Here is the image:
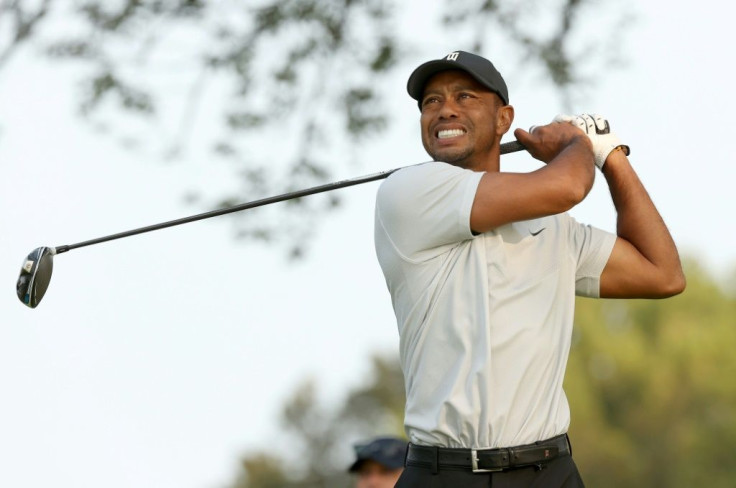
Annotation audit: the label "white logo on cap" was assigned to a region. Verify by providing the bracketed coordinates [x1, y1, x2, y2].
[446, 52, 460, 61]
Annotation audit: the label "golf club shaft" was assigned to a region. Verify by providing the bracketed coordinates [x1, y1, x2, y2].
[54, 140, 526, 254]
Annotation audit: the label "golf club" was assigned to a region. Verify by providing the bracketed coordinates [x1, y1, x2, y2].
[16, 140, 525, 308]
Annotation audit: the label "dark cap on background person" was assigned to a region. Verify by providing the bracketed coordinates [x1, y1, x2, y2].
[348, 436, 408, 472]
[406, 50, 509, 107]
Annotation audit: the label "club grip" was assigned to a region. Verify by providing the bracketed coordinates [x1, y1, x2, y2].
[500, 140, 526, 154]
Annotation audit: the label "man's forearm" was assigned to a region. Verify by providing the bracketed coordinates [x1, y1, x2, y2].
[602, 148, 686, 294]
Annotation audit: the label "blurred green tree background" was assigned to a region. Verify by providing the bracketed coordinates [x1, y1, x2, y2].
[231, 259, 736, 488]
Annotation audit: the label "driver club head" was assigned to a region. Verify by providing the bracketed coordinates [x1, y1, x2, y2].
[17, 247, 55, 308]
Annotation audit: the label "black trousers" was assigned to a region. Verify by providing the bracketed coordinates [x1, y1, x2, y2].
[394, 454, 585, 488]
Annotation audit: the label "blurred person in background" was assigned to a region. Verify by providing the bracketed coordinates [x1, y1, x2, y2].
[348, 437, 407, 488]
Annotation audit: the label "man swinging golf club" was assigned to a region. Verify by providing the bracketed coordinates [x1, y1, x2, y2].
[374, 50, 685, 487]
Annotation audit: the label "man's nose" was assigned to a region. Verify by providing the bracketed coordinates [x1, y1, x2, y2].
[438, 99, 459, 119]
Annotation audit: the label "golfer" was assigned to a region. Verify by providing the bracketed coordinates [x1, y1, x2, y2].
[374, 51, 685, 487]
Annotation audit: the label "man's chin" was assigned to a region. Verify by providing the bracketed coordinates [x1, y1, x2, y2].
[429, 148, 472, 167]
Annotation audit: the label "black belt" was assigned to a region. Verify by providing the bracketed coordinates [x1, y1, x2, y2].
[405, 434, 571, 473]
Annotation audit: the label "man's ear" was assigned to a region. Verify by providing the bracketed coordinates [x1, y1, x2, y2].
[497, 104, 514, 135]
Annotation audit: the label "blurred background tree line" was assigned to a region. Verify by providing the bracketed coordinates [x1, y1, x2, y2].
[231, 260, 736, 488]
[0, 0, 628, 257]
[4, 1, 733, 487]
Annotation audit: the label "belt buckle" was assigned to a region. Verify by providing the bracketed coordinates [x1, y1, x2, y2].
[471, 448, 503, 473]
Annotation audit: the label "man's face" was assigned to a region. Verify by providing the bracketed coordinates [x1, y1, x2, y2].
[355, 460, 403, 488]
[420, 70, 507, 170]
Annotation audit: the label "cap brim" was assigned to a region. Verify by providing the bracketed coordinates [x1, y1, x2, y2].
[407, 60, 507, 104]
[348, 456, 405, 473]
[348, 459, 365, 473]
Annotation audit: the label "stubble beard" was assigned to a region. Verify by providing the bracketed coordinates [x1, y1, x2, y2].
[428, 145, 475, 169]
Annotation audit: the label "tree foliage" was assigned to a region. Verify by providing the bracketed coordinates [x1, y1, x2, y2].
[0, 0, 628, 258]
[0, 0, 51, 70]
[567, 259, 736, 487]
[231, 355, 406, 488]
[231, 258, 736, 487]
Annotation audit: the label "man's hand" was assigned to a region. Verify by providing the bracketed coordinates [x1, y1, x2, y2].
[514, 119, 593, 164]
[553, 113, 630, 170]
[470, 119, 596, 233]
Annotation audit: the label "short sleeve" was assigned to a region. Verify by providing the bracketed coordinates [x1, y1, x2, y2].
[568, 216, 617, 298]
[375, 162, 484, 260]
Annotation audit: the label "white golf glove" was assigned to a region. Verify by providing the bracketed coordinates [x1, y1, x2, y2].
[554, 113, 630, 170]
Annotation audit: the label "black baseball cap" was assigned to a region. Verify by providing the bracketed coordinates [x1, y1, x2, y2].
[348, 436, 408, 472]
[407, 50, 509, 106]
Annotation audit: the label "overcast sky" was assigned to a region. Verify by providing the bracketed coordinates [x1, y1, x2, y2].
[1, 1, 734, 488]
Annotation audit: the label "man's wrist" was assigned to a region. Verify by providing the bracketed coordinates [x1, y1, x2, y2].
[569, 134, 595, 166]
[601, 146, 629, 173]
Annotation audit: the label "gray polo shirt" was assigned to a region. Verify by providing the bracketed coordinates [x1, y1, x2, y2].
[374, 161, 616, 449]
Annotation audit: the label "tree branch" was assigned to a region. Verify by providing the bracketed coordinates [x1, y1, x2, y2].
[0, 0, 51, 70]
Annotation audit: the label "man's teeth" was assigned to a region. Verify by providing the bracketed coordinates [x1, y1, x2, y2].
[438, 129, 465, 139]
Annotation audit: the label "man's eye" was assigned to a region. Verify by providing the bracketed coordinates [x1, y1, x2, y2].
[458, 92, 473, 100]
[422, 97, 439, 106]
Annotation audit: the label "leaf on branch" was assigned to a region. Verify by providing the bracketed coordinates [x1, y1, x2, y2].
[80, 70, 154, 114]
[209, 43, 255, 95]
[365, 0, 393, 19]
[344, 87, 386, 136]
[0, 0, 51, 69]
[370, 38, 396, 72]
[46, 40, 97, 59]
[227, 112, 267, 129]
[539, 40, 573, 87]
[79, 0, 141, 32]
[274, 63, 297, 84]
[236, 226, 273, 243]
[290, 157, 330, 181]
[327, 194, 341, 208]
[213, 141, 238, 157]
[169, 0, 206, 17]
[253, 3, 287, 35]
[270, 37, 320, 86]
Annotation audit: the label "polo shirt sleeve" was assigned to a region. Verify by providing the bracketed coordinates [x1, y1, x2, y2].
[375, 162, 483, 259]
[567, 215, 617, 298]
